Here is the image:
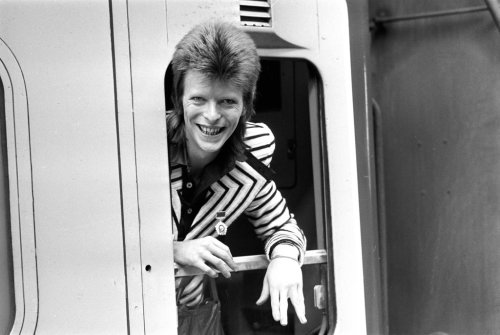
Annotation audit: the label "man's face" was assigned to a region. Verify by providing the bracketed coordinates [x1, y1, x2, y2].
[182, 70, 244, 161]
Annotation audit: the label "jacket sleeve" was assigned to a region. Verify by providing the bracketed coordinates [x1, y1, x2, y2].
[243, 122, 307, 265]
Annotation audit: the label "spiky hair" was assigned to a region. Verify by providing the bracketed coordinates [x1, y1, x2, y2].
[168, 20, 261, 157]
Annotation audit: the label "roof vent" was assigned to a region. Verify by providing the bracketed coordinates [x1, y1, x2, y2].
[240, 0, 271, 27]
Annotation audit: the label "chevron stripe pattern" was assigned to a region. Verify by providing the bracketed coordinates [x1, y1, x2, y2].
[170, 122, 306, 263]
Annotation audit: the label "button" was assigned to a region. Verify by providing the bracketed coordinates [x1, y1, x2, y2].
[187, 208, 193, 214]
[186, 182, 193, 189]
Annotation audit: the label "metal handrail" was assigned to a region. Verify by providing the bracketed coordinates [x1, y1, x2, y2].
[174, 249, 327, 277]
[372, 5, 488, 25]
[371, 2, 500, 35]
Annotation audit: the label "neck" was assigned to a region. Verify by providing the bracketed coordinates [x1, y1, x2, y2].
[187, 148, 218, 177]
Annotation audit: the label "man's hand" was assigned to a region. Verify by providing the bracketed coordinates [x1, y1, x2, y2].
[256, 257, 307, 326]
[174, 236, 236, 278]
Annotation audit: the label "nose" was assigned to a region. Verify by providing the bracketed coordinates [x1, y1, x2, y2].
[203, 101, 221, 122]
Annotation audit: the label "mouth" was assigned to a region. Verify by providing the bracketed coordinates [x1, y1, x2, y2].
[197, 125, 224, 136]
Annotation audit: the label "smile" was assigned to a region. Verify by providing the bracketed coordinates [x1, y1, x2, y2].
[198, 125, 224, 136]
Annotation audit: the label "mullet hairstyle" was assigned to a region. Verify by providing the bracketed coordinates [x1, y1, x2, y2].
[168, 20, 261, 157]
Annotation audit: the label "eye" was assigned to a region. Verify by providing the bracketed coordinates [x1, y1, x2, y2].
[221, 99, 237, 106]
[190, 96, 205, 104]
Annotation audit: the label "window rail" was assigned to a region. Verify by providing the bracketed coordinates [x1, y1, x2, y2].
[174, 249, 327, 277]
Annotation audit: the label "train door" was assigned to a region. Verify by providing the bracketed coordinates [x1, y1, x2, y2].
[151, 0, 367, 333]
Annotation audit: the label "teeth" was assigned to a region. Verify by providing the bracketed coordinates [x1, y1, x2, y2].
[199, 125, 222, 136]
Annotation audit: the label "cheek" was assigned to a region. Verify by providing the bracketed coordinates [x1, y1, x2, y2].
[231, 106, 244, 123]
[182, 105, 198, 122]
[229, 114, 242, 129]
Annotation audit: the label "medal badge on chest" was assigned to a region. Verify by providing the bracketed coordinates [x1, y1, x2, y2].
[215, 211, 227, 236]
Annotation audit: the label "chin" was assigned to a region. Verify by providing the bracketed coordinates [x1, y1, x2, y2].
[199, 143, 224, 154]
[197, 134, 229, 151]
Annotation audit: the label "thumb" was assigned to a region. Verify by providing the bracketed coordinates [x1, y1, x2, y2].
[256, 279, 270, 305]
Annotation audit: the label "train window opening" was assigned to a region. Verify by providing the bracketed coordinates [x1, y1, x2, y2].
[165, 58, 332, 334]
[0, 77, 14, 334]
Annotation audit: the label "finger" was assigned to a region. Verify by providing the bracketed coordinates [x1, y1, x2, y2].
[205, 254, 233, 278]
[195, 261, 218, 278]
[279, 289, 289, 326]
[270, 287, 280, 322]
[289, 286, 307, 324]
[206, 236, 234, 257]
[256, 277, 270, 305]
[208, 243, 237, 270]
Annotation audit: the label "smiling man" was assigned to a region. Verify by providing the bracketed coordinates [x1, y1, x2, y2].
[166, 21, 307, 334]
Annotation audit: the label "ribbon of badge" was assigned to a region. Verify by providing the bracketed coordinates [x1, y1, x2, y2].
[215, 211, 227, 236]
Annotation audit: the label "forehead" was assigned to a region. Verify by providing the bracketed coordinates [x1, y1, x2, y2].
[183, 70, 243, 96]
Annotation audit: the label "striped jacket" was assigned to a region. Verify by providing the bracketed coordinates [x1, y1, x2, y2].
[170, 122, 306, 263]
